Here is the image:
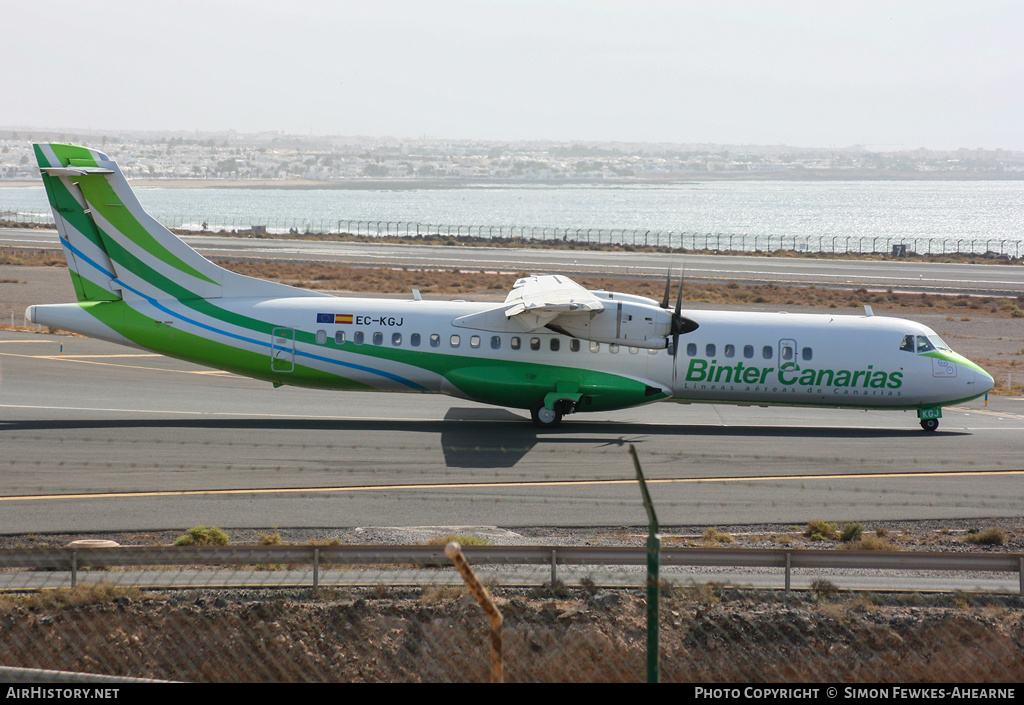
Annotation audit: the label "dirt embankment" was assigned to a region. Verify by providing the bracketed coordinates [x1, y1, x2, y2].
[1, 583, 1022, 683]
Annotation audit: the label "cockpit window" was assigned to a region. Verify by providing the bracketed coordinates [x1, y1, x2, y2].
[902, 333, 953, 354]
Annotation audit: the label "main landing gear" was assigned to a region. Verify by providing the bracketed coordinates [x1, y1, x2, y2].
[531, 404, 561, 428]
[920, 417, 939, 432]
[531, 399, 578, 428]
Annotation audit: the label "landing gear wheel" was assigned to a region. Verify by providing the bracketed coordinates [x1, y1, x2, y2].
[920, 417, 939, 432]
[531, 403, 563, 428]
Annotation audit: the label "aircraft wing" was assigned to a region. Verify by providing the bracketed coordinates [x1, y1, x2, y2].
[453, 274, 673, 348]
[503, 275, 604, 328]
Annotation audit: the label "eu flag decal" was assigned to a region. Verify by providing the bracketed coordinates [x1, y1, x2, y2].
[317, 313, 354, 324]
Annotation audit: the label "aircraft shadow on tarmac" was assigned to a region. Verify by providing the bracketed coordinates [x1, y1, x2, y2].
[1, 407, 968, 470]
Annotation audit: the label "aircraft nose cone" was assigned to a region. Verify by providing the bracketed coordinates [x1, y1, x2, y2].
[977, 368, 995, 394]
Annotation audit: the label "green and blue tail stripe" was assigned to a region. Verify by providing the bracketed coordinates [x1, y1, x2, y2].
[32, 143, 432, 392]
[34, 143, 316, 303]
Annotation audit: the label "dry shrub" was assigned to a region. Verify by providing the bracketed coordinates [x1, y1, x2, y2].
[965, 528, 1006, 546]
[701, 527, 733, 544]
[804, 520, 838, 541]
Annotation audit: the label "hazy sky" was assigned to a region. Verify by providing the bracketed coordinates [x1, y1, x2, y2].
[3, 1, 1021, 149]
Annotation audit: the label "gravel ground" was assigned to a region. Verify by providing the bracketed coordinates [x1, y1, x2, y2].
[0, 517, 1020, 550]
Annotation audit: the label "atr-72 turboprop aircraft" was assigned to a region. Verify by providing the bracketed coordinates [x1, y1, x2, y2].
[27, 143, 994, 431]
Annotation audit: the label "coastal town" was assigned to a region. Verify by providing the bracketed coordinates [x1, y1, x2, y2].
[1, 129, 1021, 183]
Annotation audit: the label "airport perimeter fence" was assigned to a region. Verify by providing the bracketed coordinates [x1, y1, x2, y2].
[5, 209, 1022, 258]
[1, 544, 1023, 683]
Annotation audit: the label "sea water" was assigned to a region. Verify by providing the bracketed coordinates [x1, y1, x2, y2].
[2, 180, 1021, 254]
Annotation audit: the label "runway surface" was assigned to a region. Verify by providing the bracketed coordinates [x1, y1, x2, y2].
[4, 227, 1023, 295]
[2, 330, 1022, 534]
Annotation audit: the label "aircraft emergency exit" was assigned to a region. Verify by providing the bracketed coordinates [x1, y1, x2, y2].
[26, 144, 994, 431]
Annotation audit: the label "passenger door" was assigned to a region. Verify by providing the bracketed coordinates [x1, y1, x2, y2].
[271, 327, 295, 373]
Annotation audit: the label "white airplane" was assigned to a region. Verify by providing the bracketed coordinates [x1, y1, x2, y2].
[27, 143, 993, 431]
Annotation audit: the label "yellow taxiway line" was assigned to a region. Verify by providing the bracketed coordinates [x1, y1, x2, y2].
[0, 350, 236, 376]
[3, 468, 1023, 503]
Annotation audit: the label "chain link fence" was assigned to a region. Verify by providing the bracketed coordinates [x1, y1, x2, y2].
[5, 210, 1021, 258]
[1, 542, 1023, 683]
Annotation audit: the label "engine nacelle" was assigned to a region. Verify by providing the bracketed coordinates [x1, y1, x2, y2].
[550, 299, 672, 349]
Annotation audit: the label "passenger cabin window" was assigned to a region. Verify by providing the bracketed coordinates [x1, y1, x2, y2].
[429, 334, 440, 348]
[609, 344, 620, 354]
[762, 345, 772, 359]
[316, 330, 327, 345]
[490, 336, 501, 350]
[410, 333, 421, 347]
[705, 344, 716, 357]
[743, 345, 754, 359]
[373, 332, 383, 345]
[354, 331, 364, 345]
[590, 342, 600, 353]
[686, 343, 697, 357]
[802, 347, 813, 361]
[530, 337, 541, 351]
[628, 346, 639, 354]
[470, 335, 481, 349]
[450, 335, 461, 348]
[335, 331, 346, 344]
[511, 337, 521, 350]
[781, 344, 794, 361]
[392, 333, 402, 346]
[570, 339, 581, 352]
[550, 339, 560, 351]
[724, 344, 735, 358]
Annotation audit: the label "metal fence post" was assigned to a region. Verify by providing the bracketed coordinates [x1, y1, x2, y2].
[630, 445, 660, 684]
[445, 542, 503, 683]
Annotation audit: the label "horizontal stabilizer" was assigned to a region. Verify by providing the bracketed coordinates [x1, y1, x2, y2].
[40, 166, 115, 176]
[34, 143, 327, 304]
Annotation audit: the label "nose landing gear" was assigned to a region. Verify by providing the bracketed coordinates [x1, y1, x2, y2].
[918, 408, 942, 432]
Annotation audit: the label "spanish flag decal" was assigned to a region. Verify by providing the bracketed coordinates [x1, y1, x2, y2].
[316, 313, 353, 324]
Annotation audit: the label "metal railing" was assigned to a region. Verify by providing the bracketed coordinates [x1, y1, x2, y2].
[5, 210, 1021, 258]
[1, 544, 1021, 593]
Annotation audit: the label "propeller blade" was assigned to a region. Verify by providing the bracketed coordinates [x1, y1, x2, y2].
[668, 270, 699, 357]
[673, 268, 684, 352]
[674, 269, 683, 318]
[660, 269, 672, 310]
[667, 266, 698, 387]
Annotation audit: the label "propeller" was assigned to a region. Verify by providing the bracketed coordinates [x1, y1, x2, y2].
[662, 269, 699, 389]
[663, 269, 699, 357]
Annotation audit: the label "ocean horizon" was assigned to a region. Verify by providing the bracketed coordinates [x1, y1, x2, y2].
[3, 180, 1021, 256]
